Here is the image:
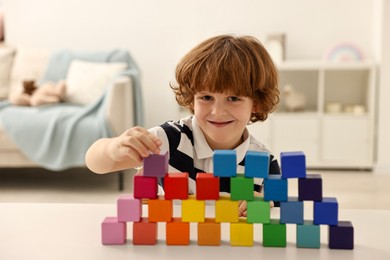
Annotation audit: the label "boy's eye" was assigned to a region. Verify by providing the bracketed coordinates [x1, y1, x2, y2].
[227, 96, 241, 102]
[200, 95, 213, 101]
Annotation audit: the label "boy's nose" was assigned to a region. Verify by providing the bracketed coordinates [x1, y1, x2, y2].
[210, 102, 227, 116]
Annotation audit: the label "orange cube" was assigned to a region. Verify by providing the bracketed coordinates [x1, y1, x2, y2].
[132, 217, 158, 245]
[148, 195, 173, 222]
[197, 218, 221, 246]
[166, 217, 190, 245]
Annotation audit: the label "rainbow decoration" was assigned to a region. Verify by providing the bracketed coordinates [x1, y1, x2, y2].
[324, 43, 364, 62]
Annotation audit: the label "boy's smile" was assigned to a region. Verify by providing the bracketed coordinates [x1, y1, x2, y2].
[194, 91, 254, 150]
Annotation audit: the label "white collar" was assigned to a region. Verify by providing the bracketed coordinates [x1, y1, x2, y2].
[192, 116, 250, 163]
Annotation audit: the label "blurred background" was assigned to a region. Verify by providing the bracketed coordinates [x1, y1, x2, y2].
[0, 0, 389, 209]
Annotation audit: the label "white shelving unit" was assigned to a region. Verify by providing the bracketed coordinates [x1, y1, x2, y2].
[248, 60, 377, 169]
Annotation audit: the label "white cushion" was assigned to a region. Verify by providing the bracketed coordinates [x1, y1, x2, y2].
[65, 60, 127, 105]
[0, 46, 16, 99]
[8, 47, 50, 98]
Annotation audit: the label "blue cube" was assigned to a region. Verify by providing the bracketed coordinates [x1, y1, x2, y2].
[244, 151, 269, 178]
[297, 220, 321, 248]
[213, 150, 237, 177]
[264, 175, 288, 202]
[280, 197, 304, 224]
[281, 151, 306, 179]
[314, 197, 338, 225]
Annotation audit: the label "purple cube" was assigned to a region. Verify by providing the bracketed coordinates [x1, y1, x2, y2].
[329, 221, 354, 249]
[298, 174, 323, 201]
[143, 152, 168, 177]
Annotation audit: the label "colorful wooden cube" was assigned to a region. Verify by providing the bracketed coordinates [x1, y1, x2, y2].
[101, 217, 126, 245]
[117, 194, 142, 222]
[244, 151, 269, 178]
[299, 174, 323, 201]
[280, 151, 306, 178]
[246, 197, 270, 223]
[213, 150, 237, 177]
[230, 219, 254, 246]
[132, 217, 158, 245]
[230, 175, 254, 201]
[197, 218, 221, 246]
[297, 220, 321, 248]
[166, 218, 190, 245]
[133, 175, 158, 199]
[143, 152, 168, 177]
[329, 221, 354, 249]
[215, 196, 239, 223]
[280, 196, 304, 224]
[264, 175, 288, 202]
[196, 173, 220, 200]
[148, 195, 172, 222]
[164, 172, 189, 200]
[314, 197, 338, 225]
[263, 219, 286, 247]
[182, 195, 205, 222]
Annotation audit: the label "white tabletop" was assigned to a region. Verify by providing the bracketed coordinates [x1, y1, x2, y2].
[1, 202, 389, 260]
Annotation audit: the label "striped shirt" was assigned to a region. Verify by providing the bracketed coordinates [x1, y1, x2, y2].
[148, 116, 280, 196]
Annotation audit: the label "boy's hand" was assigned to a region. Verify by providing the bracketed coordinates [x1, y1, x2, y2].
[107, 126, 162, 164]
[238, 191, 274, 217]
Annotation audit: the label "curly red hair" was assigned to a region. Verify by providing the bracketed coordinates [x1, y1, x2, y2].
[170, 34, 279, 122]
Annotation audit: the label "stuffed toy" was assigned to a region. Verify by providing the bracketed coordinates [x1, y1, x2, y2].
[9, 80, 66, 106]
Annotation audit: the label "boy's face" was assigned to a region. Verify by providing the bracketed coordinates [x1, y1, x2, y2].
[193, 90, 254, 150]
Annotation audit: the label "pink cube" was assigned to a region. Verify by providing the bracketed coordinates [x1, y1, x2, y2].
[101, 217, 127, 245]
[117, 194, 142, 222]
[133, 175, 158, 199]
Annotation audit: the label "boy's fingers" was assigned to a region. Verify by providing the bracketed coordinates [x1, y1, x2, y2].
[238, 201, 247, 216]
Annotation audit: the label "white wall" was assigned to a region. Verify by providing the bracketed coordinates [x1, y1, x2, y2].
[4, 0, 389, 172]
[3, 0, 376, 126]
[376, 0, 390, 174]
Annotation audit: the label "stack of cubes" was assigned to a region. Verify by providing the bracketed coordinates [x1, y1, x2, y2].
[101, 150, 354, 249]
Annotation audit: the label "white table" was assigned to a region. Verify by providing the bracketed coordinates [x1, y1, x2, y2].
[1, 203, 389, 260]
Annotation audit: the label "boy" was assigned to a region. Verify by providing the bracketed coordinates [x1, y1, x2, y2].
[86, 34, 281, 216]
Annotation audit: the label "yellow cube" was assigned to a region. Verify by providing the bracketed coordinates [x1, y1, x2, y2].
[215, 196, 239, 223]
[230, 219, 254, 246]
[182, 195, 205, 222]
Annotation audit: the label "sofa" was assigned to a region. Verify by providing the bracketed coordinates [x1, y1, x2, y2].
[0, 44, 142, 190]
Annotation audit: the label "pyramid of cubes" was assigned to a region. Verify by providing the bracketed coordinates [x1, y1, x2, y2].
[101, 150, 354, 249]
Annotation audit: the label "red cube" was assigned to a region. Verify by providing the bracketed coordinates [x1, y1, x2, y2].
[196, 173, 220, 200]
[164, 173, 188, 200]
[133, 175, 158, 199]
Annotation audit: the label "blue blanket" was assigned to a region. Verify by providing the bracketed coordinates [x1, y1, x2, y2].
[0, 49, 143, 171]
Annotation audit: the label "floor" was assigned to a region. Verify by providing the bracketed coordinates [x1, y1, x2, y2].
[1, 168, 389, 210]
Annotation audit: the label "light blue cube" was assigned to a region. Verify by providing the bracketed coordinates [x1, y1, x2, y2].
[280, 197, 304, 224]
[244, 151, 269, 178]
[213, 150, 237, 177]
[297, 220, 321, 248]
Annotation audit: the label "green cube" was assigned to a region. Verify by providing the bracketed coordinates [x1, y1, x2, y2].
[230, 175, 254, 201]
[246, 197, 270, 223]
[297, 220, 320, 248]
[263, 219, 286, 247]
